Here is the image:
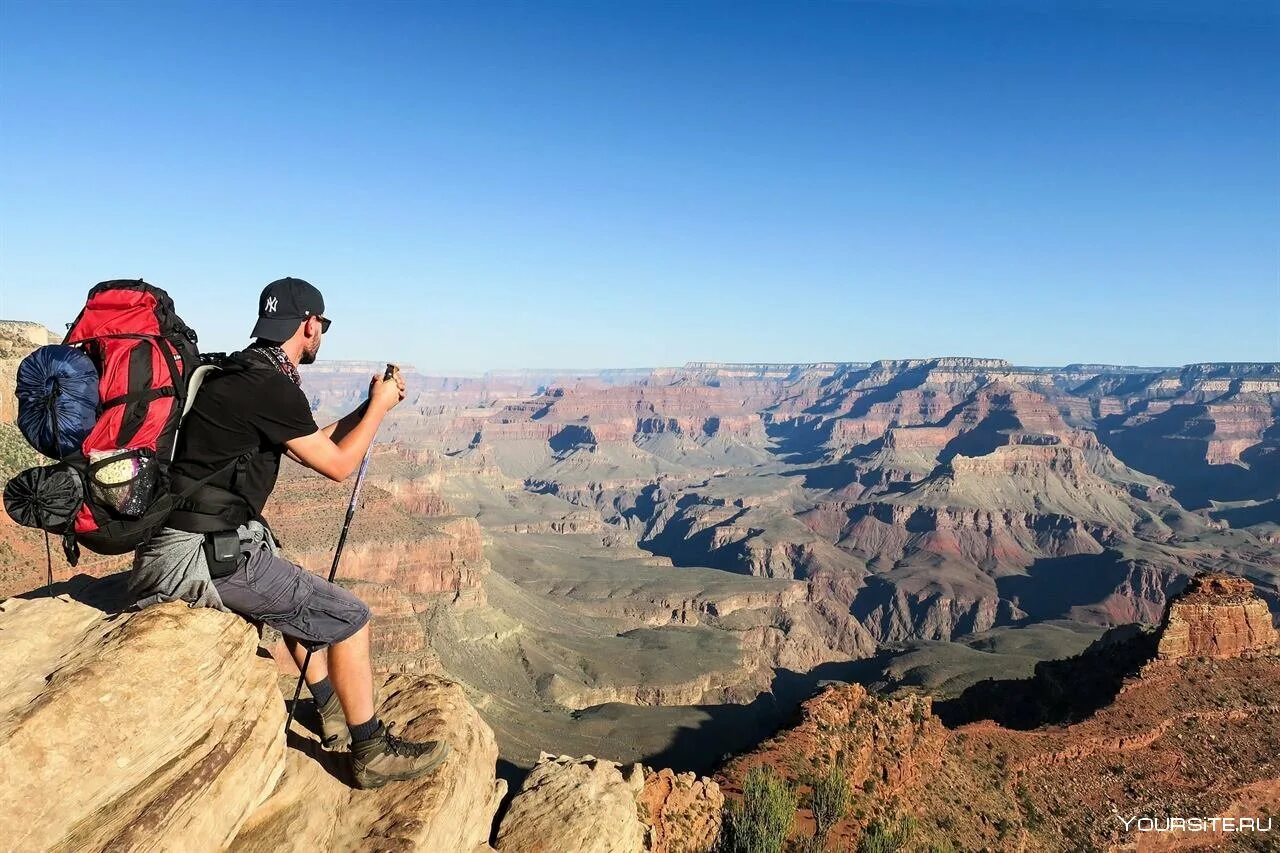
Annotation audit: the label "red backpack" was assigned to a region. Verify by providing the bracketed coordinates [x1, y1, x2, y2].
[4, 280, 202, 564]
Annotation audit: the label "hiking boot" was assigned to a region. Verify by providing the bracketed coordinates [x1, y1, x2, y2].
[350, 723, 452, 790]
[317, 693, 351, 751]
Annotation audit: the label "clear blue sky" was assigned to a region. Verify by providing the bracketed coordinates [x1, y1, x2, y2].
[2, 1, 1276, 373]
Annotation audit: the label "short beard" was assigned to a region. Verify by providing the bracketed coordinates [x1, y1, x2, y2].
[301, 338, 321, 365]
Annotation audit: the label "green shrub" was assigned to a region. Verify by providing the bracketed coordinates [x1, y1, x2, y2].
[808, 763, 852, 845]
[857, 815, 916, 853]
[1016, 783, 1044, 830]
[720, 765, 798, 853]
[793, 838, 824, 853]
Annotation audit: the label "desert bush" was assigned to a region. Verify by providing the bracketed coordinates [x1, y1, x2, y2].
[857, 815, 916, 853]
[808, 763, 852, 845]
[793, 837, 824, 853]
[1015, 782, 1044, 830]
[720, 765, 798, 853]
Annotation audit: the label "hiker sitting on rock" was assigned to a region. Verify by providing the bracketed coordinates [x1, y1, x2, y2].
[130, 277, 449, 789]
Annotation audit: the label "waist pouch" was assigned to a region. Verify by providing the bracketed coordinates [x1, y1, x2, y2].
[203, 530, 244, 579]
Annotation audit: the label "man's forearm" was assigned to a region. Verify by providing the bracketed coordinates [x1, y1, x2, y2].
[332, 405, 386, 476]
[323, 402, 370, 442]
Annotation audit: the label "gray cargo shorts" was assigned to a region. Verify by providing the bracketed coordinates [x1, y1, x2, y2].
[213, 542, 370, 650]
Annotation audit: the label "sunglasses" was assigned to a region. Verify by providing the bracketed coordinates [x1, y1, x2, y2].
[313, 315, 332, 333]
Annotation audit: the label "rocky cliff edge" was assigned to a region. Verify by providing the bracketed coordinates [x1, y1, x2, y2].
[0, 580, 723, 853]
[0, 589, 505, 853]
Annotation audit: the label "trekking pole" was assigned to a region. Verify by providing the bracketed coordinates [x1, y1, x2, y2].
[284, 363, 398, 736]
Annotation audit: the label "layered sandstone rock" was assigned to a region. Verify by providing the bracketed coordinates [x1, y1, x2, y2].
[837, 501, 1109, 572]
[507, 511, 611, 535]
[331, 516, 489, 600]
[0, 595, 286, 852]
[1156, 572, 1278, 661]
[232, 674, 505, 853]
[541, 666, 762, 711]
[268, 469, 490, 606]
[1092, 364, 1280, 507]
[496, 753, 647, 852]
[471, 384, 769, 449]
[384, 478, 455, 516]
[679, 362, 852, 382]
[849, 578, 1018, 644]
[345, 580, 441, 673]
[0, 582, 505, 853]
[496, 754, 723, 853]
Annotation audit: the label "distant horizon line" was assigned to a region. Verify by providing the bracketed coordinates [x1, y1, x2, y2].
[300, 356, 1280, 379]
[5, 319, 1276, 377]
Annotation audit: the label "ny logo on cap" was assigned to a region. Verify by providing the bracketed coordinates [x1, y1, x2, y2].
[265, 297, 279, 313]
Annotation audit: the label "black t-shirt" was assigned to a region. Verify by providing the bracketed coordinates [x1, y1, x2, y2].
[171, 354, 319, 518]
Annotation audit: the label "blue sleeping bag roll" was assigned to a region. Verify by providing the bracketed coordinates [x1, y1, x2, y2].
[16, 344, 99, 460]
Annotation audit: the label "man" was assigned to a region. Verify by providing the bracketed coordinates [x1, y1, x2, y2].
[131, 277, 449, 789]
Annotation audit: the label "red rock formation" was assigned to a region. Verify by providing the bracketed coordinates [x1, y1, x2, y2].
[716, 684, 945, 847]
[344, 581, 441, 674]
[470, 384, 769, 447]
[638, 767, 725, 853]
[381, 479, 453, 516]
[920, 650, 1280, 850]
[309, 516, 488, 602]
[1156, 572, 1279, 661]
[831, 501, 1107, 570]
[266, 469, 489, 607]
[1091, 364, 1280, 506]
[714, 577, 1280, 852]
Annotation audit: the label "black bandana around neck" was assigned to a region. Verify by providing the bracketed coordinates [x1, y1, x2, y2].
[248, 342, 302, 388]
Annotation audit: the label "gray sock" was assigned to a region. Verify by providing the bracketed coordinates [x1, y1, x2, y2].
[349, 716, 382, 743]
[308, 677, 336, 708]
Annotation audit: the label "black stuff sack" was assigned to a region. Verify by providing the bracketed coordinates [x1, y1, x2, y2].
[3, 464, 84, 534]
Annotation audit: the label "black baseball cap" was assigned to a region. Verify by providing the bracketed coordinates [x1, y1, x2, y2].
[250, 277, 327, 342]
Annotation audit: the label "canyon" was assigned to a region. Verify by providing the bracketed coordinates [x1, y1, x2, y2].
[277, 353, 1280, 798]
[2, 321, 1278, 849]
